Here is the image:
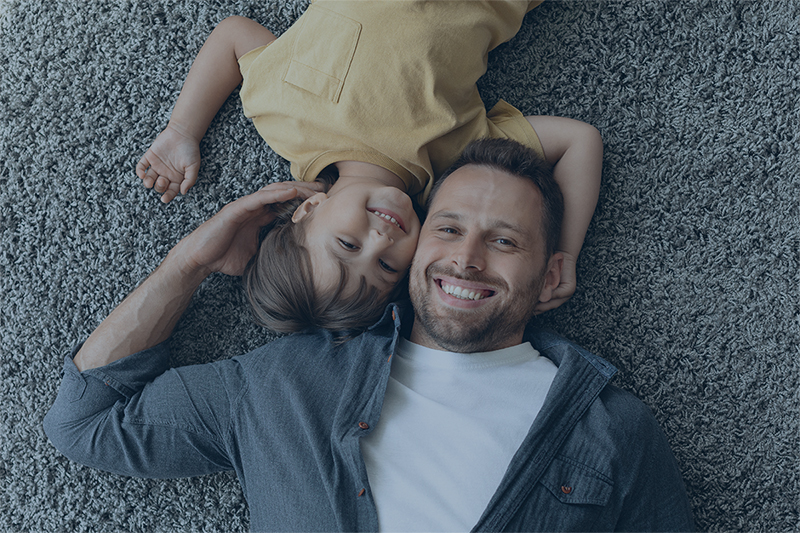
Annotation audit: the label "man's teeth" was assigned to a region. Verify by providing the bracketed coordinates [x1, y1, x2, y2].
[370, 210, 401, 229]
[441, 283, 487, 301]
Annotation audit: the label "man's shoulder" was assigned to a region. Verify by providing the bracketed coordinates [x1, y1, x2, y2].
[525, 327, 617, 379]
[233, 313, 399, 373]
[524, 328, 667, 438]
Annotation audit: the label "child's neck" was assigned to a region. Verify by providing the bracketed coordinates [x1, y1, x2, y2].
[334, 160, 405, 190]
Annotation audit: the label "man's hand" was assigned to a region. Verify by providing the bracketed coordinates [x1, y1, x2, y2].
[73, 184, 321, 371]
[534, 251, 576, 314]
[172, 184, 324, 277]
[136, 125, 202, 204]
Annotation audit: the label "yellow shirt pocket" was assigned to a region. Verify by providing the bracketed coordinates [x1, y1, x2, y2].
[283, 5, 361, 104]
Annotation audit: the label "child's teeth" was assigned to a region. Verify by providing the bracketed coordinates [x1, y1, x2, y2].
[371, 210, 401, 229]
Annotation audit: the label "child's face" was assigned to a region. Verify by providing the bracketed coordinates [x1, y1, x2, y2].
[293, 178, 421, 297]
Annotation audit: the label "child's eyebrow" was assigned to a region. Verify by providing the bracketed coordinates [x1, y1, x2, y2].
[325, 243, 394, 288]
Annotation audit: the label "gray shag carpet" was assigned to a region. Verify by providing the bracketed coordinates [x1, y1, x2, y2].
[1, 0, 798, 531]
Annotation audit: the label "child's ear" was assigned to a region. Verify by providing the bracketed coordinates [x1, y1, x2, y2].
[291, 192, 328, 223]
[537, 252, 564, 304]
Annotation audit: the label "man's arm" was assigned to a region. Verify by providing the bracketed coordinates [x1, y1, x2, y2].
[136, 16, 276, 203]
[46, 185, 322, 478]
[74, 185, 315, 371]
[526, 116, 603, 313]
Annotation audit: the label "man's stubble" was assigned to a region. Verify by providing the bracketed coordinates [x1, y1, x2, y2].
[409, 262, 546, 353]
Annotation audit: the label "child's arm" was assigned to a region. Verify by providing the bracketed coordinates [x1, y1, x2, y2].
[136, 16, 276, 203]
[525, 115, 603, 313]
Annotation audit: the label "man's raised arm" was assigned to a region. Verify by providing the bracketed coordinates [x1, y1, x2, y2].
[74, 185, 317, 371]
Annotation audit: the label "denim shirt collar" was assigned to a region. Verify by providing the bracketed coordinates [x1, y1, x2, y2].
[383, 300, 617, 380]
[379, 301, 620, 532]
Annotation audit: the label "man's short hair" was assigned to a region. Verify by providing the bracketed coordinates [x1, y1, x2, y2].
[429, 138, 564, 258]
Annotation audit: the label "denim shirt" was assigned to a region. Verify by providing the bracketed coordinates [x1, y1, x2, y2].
[44, 302, 694, 532]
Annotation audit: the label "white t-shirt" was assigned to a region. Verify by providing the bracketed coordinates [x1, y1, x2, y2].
[361, 338, 558, 532]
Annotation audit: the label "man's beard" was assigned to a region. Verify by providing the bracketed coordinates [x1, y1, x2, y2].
[409, 263, 546, 353]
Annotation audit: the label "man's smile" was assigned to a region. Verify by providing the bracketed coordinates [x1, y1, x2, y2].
[434, 275, 497, 307]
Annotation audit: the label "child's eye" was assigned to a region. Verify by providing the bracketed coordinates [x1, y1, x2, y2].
[339, 239, 359, 251]
[379, 259, 397, 273]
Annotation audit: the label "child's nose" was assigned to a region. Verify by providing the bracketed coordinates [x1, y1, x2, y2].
[371, 227, 394, 244]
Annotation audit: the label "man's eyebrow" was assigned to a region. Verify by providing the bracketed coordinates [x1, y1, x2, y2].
[430, 211, 463, 222]
[430, 210, 531, 236]
[489, 219, 530, 235]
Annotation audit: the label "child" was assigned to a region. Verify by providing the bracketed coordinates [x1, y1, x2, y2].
[137, 1, 603, 333]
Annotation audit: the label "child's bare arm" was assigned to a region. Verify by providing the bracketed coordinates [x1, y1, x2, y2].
[525, 115, 603, 312]
[137, 16, 276, 203]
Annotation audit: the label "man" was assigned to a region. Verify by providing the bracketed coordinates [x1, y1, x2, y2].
[45, 139, 694, 531]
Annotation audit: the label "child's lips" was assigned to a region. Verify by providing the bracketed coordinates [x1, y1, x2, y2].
[368, 207, 406, 233]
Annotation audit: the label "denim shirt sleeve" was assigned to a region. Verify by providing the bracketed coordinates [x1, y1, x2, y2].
[43, 341, 235, 478]
[609, 391, 695, 532]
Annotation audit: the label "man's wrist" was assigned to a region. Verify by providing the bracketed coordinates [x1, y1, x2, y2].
[163, 247, 213, 287]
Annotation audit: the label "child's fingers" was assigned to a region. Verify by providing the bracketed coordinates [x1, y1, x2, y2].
[135, 154, 150, 181]
[137, 158, 157, 189]
[549, 285, 575, 303]
[180, 166, 199, 195]
[154, 175, 171, 194]
[160, 182, 181, 204]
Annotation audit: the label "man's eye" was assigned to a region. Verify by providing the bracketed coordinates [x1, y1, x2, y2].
[440, 227, 458, 234]
[496, 238, 516, 247]
[339, 239, 359, 251]
[379, 259, 397, 274]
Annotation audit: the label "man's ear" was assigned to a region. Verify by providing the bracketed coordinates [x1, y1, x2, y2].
[291, 192, 328, 223]
[537, 252, 564, 304]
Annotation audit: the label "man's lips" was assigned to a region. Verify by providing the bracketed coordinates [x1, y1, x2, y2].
[368, 207, 406, 233]
[435, 275, 496, 304]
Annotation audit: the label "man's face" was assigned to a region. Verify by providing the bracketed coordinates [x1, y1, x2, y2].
[409, 164, 562, 353]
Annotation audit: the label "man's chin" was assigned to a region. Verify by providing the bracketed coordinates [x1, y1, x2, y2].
[415, 312, 510, 353]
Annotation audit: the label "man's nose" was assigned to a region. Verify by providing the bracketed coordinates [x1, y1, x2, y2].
[450, 234, 485, 271]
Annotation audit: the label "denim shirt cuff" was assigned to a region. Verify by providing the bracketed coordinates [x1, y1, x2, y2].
[64, 340, 172, 399]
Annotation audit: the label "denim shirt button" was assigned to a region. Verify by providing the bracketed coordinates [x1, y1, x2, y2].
[358, 488, 366, 497]
[358, 422, 369, 430]
[561, 486, 573, 494]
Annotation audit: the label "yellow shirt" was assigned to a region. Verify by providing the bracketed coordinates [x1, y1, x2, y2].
[239, 0, 544, 204]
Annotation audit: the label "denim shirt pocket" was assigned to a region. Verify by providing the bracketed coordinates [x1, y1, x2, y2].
[283, 4, 361, 103]
[540, 456, 613, 506]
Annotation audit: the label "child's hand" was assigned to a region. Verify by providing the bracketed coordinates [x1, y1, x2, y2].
[534, 251, 577, 314]
[136, 125, 201, 203]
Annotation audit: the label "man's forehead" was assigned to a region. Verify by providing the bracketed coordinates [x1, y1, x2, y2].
[429, 164, 541, 212]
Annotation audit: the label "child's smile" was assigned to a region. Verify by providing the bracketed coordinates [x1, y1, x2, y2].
[293, 177, 421, 297]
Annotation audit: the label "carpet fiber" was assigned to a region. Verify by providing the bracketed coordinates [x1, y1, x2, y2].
[1, 0, 798, 531]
